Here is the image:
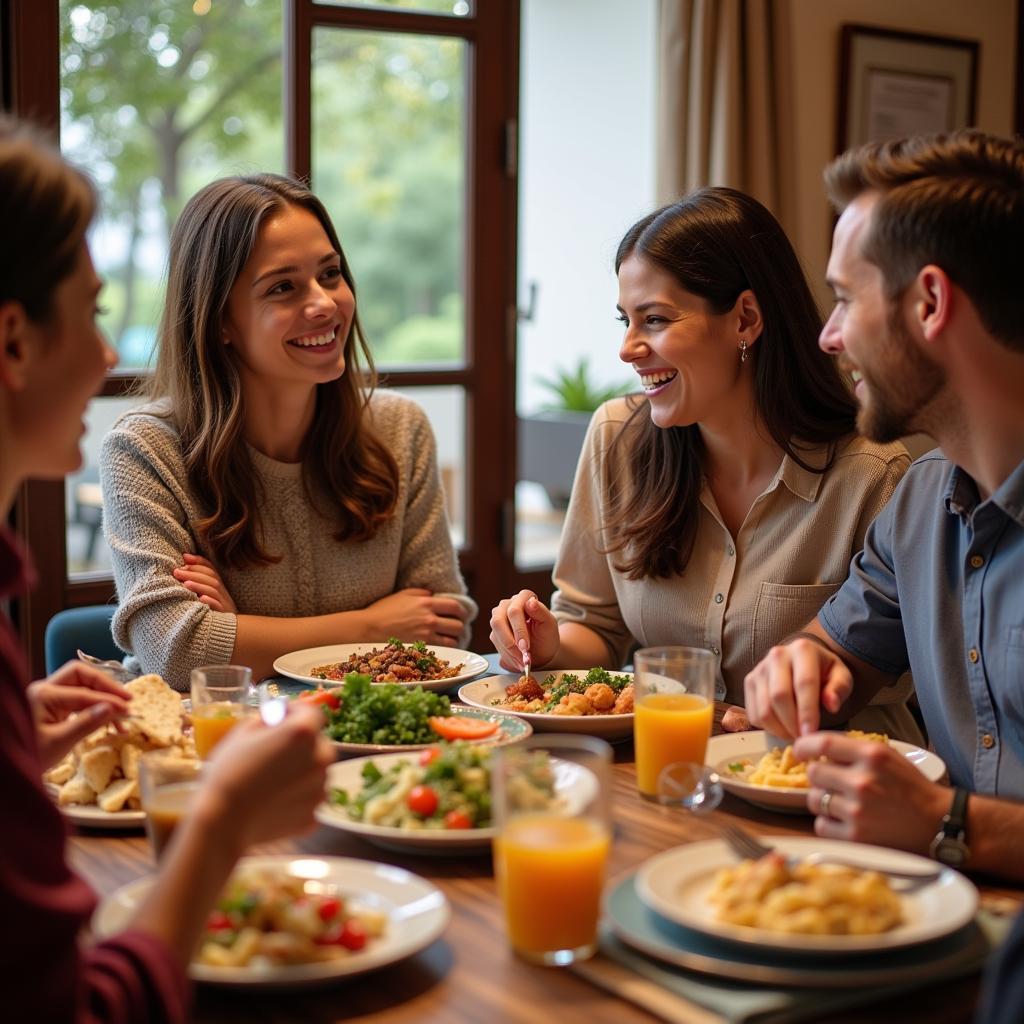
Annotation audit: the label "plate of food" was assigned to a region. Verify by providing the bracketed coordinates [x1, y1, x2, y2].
[275, 673, 532, 756]
[635, 837, 977, 955]
[93, 854, 450, 987]
[458, 668, 635, 740]
[316, 742, 594, 853]
[273, 640, 489, 692]
[706, 731, 947, 814]
[43, 674, 196, 829]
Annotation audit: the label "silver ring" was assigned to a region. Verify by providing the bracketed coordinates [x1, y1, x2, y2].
[820, 790, 834, 817]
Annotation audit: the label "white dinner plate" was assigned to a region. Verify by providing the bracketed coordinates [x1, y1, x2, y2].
[635, 837, 977, 955]
[457, 670, 634, 740]
[274, 643, 489, 692]
[316, 752, 597, 853]
[330, 705, 533, 758]
[706, 731, 947, 814]
[46, 784, 146, 830]
[93, 854, 450, 987]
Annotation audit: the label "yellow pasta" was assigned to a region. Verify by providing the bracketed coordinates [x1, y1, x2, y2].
[708, 854, 903, 935]
[737, 731, 890, 789]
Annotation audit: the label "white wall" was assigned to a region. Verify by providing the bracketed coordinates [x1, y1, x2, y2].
[517, 0, 659, 414]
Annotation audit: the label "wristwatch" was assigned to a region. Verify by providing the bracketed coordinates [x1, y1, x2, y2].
[929, 787, 970, 867]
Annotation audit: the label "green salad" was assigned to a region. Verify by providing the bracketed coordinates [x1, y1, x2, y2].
[320, 673, 451, 745]
[330, 742, 556, 831]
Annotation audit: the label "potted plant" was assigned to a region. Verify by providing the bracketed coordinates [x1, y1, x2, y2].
[518, 358, 633, 508]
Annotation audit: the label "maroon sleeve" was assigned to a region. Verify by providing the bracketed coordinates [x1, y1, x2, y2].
[0, 602, 191, 1024]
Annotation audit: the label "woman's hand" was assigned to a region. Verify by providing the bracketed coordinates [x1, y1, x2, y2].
[173, 552, 237, 613]
[489, 590, 561, 672]
[198, 703, 334, 851]
[28, 662, 132, 769]
[362, 588, 469, 646]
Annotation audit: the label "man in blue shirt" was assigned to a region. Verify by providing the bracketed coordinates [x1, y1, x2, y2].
[743, 130, 1024, 882]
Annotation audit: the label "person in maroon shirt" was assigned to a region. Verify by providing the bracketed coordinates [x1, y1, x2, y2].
[0, 118, 335, 1022]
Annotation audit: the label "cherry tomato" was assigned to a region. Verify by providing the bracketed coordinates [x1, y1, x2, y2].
[339, 919, 367, 951]
[443, 809, 473, 830]
[206, 911, 234, 932]
[406, 784, 439, 817]
[317, 897, 343, 921]
[419, 746, 443, 767]
[297, 688, 341, 710]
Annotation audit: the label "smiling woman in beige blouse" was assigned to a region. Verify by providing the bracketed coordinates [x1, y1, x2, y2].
[490, 187, 920, 741]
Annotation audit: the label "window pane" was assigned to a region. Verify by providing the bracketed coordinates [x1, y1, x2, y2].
[312, 27, 466, 369]
[388, 387, 466, 548]
[315, 1, 473, 15]
[514, 0, 657, 569]
[60, 0, 284, 370]
[67, 396, 146, 577]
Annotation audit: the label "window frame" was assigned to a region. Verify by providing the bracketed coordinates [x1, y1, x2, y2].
[5, 0, 534, 676]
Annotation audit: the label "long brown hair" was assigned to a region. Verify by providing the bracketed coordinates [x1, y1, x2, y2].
[605, 187, 857, 580]
[145, 173, 399, 569]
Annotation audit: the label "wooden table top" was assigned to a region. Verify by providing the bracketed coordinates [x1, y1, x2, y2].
[69, 724, 1022, 1024]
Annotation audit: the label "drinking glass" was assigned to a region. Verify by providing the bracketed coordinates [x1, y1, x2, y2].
[190, 664, 254, 759]
[633, 645, 715, 799]
[492, 735, 612, 966]
[139, 750, 203, 860]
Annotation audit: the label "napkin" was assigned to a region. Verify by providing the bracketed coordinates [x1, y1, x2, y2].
[571, 911, 1011, 1024]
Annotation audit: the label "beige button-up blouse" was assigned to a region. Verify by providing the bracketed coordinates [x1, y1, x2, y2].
[550, 398, 920, 739]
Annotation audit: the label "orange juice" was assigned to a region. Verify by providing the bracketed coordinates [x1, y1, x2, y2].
[494, 814, 610, 960]
[634, 692, 713, 797]
[192, 702, 246, 759]
[143, 781, 199, 859]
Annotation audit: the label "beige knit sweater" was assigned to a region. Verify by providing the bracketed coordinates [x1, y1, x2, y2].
[100, 390, 475, 690]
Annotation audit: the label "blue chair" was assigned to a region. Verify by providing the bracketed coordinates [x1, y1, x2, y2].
[44, 605, 122, 674]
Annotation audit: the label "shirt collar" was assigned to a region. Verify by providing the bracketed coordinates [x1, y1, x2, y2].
[0, 525, 35, 601]
[943, 457, 1024, 526]
[774, 444, 831, 503]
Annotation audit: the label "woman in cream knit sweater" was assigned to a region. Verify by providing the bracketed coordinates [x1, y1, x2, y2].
[101, 174, 474, 690]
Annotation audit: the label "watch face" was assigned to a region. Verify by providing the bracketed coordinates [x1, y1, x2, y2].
[932, 835, 969, 867]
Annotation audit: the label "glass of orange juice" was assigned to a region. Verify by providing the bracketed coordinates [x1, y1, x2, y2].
[139, 750, 203, 860]
[492, 735, 612, 966]
[190, 664, 254, 759]
[633, 645, 715, 800]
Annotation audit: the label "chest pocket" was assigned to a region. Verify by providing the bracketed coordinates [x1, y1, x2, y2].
[751, 582, 843, 661]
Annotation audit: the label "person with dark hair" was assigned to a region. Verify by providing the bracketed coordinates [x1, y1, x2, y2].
[491, 186, 919, 741]
[0, 118, 333, 1022]
[100, 174, 474, 689]
[743, 130, 1024, 882]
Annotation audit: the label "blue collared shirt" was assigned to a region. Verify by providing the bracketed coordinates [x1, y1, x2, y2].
[820, 452, 1024, 798]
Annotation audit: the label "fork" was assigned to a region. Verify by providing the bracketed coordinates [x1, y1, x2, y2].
[714, 819, 942, 891]
[518, 640, 532, 684]
[76, 649, 135, 683]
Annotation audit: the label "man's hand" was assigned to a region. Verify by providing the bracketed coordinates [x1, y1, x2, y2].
[744, 636, 854, 739]
[794, 732, 950, 854]
[28, 662, 132, 769]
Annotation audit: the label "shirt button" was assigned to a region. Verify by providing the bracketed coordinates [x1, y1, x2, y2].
[726, 546, 735, 557]
[970, 554, 985, 569]
[711, 645, 720, 655]
[714, 593, 724, 604]
[968, 648, 980, 663]
[981, 733, 995, 749]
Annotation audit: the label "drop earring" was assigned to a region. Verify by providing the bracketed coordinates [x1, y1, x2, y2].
[739, 339, 748, 363]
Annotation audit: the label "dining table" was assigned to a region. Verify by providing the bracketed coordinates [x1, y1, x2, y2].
[68, 700, 1023, 1024]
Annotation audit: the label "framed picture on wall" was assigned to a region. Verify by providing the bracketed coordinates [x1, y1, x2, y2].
[837, 25, 979, 152]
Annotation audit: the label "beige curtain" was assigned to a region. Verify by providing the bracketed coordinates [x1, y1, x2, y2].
[656, 0, 794, 231]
